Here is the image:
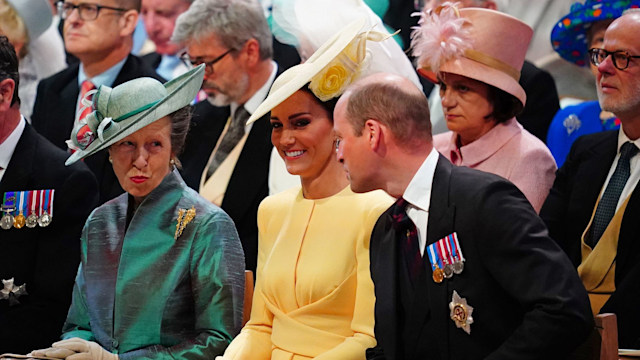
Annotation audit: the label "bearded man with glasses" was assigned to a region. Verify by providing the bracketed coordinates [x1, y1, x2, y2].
[541, 9, 640, 349]
[30, 0, 163, 204]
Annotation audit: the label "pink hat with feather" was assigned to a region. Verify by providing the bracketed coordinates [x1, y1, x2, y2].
[411, 3, 532, 106]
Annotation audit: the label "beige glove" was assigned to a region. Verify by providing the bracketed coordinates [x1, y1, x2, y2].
[49, 338, 118, 360]
[29, 346, 77, 359]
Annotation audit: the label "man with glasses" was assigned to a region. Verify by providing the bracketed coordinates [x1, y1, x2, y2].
[30, 0, 162, 204]
[172, 0, 287, 274]
[541, 9, 640, 349]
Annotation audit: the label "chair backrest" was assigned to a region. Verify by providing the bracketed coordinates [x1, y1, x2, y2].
[567, 313, 618, 360]
[596, 313, 618, 360]
[243, 270, 254, 327]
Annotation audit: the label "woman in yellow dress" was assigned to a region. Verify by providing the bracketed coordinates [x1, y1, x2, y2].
[218, 14, 419, 360]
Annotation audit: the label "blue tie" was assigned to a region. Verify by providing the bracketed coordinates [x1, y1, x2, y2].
[587, 141, 638, 247]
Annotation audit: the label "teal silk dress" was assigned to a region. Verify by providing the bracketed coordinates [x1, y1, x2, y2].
[62, 170, 245, 359]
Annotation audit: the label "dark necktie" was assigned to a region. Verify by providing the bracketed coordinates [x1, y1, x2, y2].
[206, 106, 250, 181]
[391, 197, 423, 284]
[587, 141, 639, 247]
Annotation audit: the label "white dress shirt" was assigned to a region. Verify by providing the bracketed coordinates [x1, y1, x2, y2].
[0, 116, 26, 183]
[402, 147, 439, 255]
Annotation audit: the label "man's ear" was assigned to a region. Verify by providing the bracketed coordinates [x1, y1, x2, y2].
[364, 119, 382, 151]
[242, 38, 261, 67]
[484, 0, 498, 10]
[0, 79, 16, 111]
[119, 10, 139, 37]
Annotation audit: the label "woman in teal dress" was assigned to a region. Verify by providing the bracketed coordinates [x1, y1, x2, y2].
[31, 65, 245, 359]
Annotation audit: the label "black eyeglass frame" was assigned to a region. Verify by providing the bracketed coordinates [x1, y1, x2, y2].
[588, 48, 640, 70]
[56, 1, 128, 21]
[179, 49, 234, 75]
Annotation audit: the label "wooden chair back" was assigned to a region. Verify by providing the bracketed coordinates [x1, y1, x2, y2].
[243, 270, 254, 327]
[568, 313, 618, 360]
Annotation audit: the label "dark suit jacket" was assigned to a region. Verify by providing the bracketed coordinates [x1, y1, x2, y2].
[30, 54, 164, 204]
[540, 130, 640, 348]
[369, 156, 592, 360]
[517, 61, 560, 143]
[0, 123, 99, 353]
[179, 100, 272, 273]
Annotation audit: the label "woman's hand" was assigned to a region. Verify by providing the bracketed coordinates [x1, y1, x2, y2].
[32, 338, 117, 360]
[29, 346, 76, 359]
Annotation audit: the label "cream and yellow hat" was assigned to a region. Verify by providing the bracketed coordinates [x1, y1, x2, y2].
[247, 18, 393, 125]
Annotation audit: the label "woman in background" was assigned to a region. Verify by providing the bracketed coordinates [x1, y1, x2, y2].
[412, 4, 557, 212]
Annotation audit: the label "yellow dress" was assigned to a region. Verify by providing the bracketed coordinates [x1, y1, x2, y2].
[221, 186, 393, 360]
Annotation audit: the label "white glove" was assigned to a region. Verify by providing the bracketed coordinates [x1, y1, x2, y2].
[50, 338, 118, 360]
[29, 346, 77, 359]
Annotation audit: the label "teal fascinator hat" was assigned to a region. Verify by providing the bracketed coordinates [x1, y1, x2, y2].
[65, 64, 205, 165]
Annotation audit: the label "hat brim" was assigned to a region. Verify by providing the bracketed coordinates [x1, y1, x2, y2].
[419, 57, 526, 107]
[246, 18, 366, 125]
[7, 0, 52, 40]
[65, 65, 205, 165]
[551, 1, 640, 66]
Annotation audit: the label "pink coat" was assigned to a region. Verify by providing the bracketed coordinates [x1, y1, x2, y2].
[433, 118, 556, 213]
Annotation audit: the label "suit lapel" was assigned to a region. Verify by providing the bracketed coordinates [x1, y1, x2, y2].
[51, 69, 81, 150]
[222, 112, 272, 219]
[424, 156, 456, 360]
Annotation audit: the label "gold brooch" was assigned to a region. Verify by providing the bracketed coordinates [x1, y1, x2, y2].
[175, 206, 196, 240]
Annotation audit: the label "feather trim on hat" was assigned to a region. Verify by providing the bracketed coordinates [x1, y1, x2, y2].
[410, 2, 473, 72]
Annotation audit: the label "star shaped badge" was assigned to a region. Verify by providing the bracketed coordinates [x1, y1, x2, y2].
[1, 278, 28, 306]
[449, 290, 474, 334]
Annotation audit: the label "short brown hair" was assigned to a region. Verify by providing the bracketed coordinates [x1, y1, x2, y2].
[486, 85, 523, 124]
[344, 80, 431, 144]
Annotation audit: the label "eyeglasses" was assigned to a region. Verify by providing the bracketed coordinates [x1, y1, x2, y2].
[180, 49, 234, 75]
[57, 1, 127, 21]
[588, 48, 640, 70]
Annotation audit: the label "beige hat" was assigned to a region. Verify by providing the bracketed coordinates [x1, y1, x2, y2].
[412, 5, 532, 106]
[247, 18, 394, 125]
[65, 65, 205, 165]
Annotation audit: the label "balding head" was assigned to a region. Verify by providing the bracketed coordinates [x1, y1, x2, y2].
[339, 72, 432, 147]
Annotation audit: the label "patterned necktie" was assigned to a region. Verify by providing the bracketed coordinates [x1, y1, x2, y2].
[206, 106, 250, 181]
[587, 141, 639, 247]
[77, 80, 96, 123]
[391, 197, 423, 284]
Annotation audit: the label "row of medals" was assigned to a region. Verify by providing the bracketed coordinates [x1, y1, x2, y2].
[0, 210, 52, 230]
[432, 259, 464, 283]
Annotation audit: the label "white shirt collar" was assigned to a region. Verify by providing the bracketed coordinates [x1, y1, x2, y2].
[403, 147, 439, 211]
[0, 116, 26, 179]
[617, 126, 640, 151]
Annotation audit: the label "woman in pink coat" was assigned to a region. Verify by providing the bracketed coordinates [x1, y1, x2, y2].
[411, 4, 556, 212]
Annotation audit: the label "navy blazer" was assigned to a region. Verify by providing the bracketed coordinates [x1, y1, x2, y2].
[541, 130, 640, 348]
[179, 100, 272, 274]
[0, 123, 98, 353]
[369, 156, 592, 360]
[31, 54, 164, 204]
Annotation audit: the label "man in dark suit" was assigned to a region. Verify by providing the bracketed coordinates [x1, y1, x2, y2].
[0, 36, 99, 354]
[333, 73, 592, 360]
[541, 11, 640, 349]
[172, 0, 288, 273]
[31, 0, 163, 204]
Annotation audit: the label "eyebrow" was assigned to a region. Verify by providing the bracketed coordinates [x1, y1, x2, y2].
[270, 112, 311, 121]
